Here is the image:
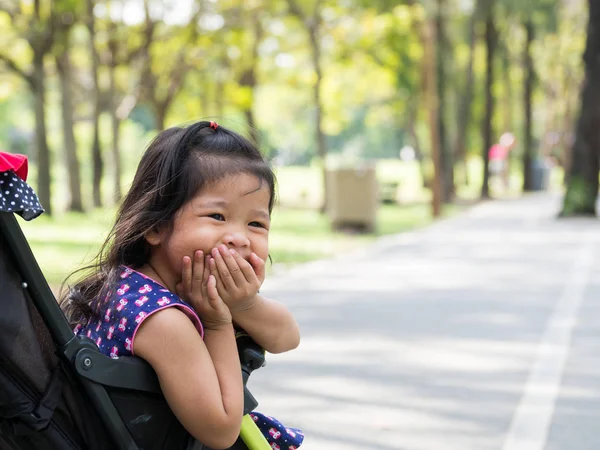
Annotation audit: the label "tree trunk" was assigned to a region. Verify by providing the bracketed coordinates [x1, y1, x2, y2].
[481, 13, 496, 199]
[111, 113, 122, 202]
[424, 19, 443, 217]
[87, 0, 103, 208]
[286, 0, 327, 211]
[308, 24, 327, 213]
[561, 93, 575, 184]
[243, 11, 262, 148]
[216, 79, 225, 118]
[155, 105, 166, 132]
[56, 46, 84, 212]
[435, 0, 453, 202]
[405, 99, 429, 189]
[105, 6, 122, 202]
[561, 0, 600, 217]
[453, 3, 478, 187]
[244, 108, 258, 145]
[522, 20, 536, 192]
[501, 38, 514, 187]
[408, 9, 429, 189]
[240, 59, 259, 147]
[109, 64, 122, 202]
[32, 52, 52, 215]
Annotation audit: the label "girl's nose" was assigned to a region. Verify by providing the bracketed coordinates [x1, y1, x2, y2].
[224, 230, 250, 249]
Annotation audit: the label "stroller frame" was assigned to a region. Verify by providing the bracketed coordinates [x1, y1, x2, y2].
[0, 209, 269, 450]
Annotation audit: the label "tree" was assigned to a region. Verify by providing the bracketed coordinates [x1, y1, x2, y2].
[522, 18, 535, 191]
[361, 3, 430, 187]
[105, 5, 125, 201]
[518, 2, 557, 192]
[97, 0, 201, 200]
[136, 0, 204, 131]
[0, 0, 55, 214]
[561, 0, 600, 217]
[453, 0, 481, 187]
[286, 0, 328, 212]
[86, 0, 104, 208]
[237, 6, 263, 147]
[435, 0, 454, 202]
[54, 0, 84, 212]
[424, 16, 443, 217]
[480, 1, 497, 199]
[218, 0, 268, 147]
[500, 0, 558, 191]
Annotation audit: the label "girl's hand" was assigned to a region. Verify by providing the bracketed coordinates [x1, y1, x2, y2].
[208, 245, 265, 313]
[249, 252, 266, 285]
[176, 250, 232, 330]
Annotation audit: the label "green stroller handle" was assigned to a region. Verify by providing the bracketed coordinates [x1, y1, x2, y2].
[240, 414, 271, 449]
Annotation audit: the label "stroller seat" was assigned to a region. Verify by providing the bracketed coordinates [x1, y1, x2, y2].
[0, 159, 268, 450]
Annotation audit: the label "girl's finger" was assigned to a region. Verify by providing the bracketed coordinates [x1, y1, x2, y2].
[230, 249, 257, 283]
[219, 245, 246, 285]
[192, 250, 204, 290]
[206, 274, 220, 302]
[209, 257, 226, 295]
[211, 247, 236, 290]
[201, 255, 211, 298]
[181, 256, 192, 295]
[249, 253, 266, 283]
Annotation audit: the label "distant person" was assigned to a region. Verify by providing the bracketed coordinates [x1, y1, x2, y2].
[60, 121, 304, 449]
[488, 132, 516, 190]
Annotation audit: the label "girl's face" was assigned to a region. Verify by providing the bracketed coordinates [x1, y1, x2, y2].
[146, 173, 271, 289]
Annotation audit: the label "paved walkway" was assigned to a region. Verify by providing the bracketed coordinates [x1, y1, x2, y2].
[251, 193, 600, 450]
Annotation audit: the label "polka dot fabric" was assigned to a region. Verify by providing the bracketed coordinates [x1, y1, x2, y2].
[0, 170, 44, 220]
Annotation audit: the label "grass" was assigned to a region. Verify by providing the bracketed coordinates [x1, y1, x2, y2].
[268, 202, 456, 267]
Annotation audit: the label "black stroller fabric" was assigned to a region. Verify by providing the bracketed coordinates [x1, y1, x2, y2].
[0, 231, 113, 450]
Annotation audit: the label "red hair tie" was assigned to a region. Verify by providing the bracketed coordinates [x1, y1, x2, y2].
[209, 121, 218, 130]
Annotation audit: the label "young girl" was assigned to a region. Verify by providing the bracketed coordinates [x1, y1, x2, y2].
[61, 121, 303, 450]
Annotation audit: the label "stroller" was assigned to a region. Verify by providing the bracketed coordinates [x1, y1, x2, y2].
[0, 154, 271, 450]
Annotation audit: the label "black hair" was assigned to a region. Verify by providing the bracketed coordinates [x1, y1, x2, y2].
[60, 121, 276, 325]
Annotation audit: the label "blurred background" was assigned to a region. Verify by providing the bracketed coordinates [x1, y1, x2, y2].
[4, 2, 600, 449]
[1, 0, 594, 289]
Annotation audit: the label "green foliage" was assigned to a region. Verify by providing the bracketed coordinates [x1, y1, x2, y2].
[0, 0, 590, 215]
[499, 0, 559, 30]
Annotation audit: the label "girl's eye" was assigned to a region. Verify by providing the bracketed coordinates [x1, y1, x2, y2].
[208, 213, 225, 221]
[249, 221, 267, 229]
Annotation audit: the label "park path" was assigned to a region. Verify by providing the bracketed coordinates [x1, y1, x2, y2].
[251, 193, 600, 450]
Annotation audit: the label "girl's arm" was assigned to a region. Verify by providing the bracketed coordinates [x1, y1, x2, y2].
[134, 308, 243, 449]
[231, 294, 300, 354]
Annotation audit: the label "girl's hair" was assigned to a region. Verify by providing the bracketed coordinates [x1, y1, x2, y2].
[60, 121, 276, 325]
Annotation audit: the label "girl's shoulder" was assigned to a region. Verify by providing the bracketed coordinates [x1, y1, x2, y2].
[76, 266, 203, 358]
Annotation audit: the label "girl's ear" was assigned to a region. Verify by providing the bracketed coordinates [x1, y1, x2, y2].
[145, 227, 163, 246]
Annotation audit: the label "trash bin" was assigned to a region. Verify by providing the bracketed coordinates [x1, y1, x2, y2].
[530, 158, 550, 191]
[326, 166, 377, 232]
